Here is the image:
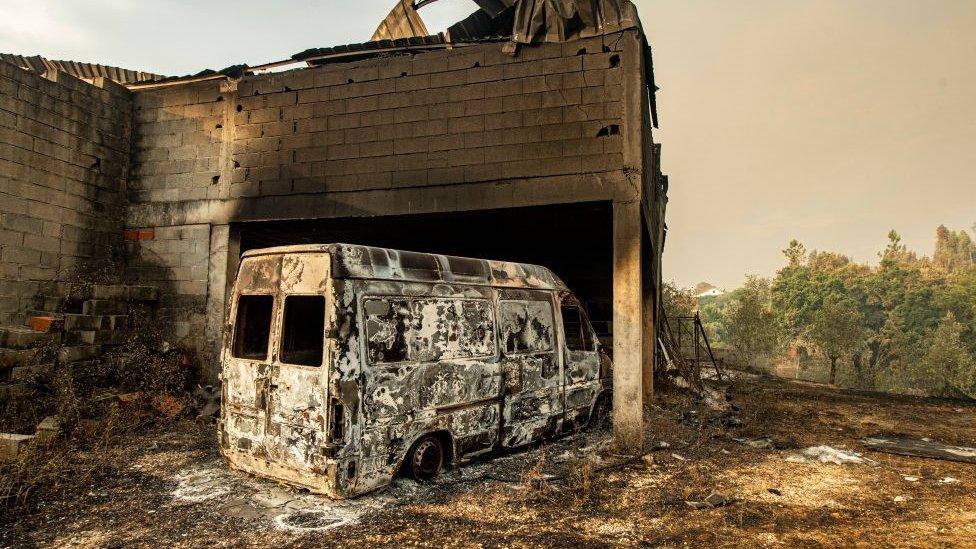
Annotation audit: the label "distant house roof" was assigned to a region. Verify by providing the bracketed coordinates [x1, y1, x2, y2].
[693, 282, 724, 298]
[0, 53, 165, 84]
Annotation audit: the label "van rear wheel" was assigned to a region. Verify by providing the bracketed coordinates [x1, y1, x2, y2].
[407, 435, 444, 481]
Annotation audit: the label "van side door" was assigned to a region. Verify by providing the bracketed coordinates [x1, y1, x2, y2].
[559, 294, 602, 429]
[497, 290, 562, 447]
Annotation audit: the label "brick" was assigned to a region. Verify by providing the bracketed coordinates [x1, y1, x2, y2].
[29, 316, 63, 333]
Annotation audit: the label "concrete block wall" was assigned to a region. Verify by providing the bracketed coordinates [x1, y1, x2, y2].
[125, 32, 647, 374]
[0, 61, 132, 325]
[129, 36, 627, 206]
[124, 223, 211, 350]
[129, 81, 224, 204]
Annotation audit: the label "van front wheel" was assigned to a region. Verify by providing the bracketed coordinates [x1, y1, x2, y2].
[407, 435, 444, 481]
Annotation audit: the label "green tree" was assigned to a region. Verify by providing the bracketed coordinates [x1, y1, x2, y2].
[726, 276, 779, 364]
[662, 282, 697, 319]
[805, 297, 867, 385]
[917, 312, 976, 398]
[934, 225, 976, 271]
[783, 239, 807, 268]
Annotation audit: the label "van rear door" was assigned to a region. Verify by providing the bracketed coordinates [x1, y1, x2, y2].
[223, 254, 280, 458]
[265, 253, 331, 472]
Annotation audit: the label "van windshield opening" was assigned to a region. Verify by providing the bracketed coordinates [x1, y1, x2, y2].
[232, 295, 274, 360]
[280, 295, 326, 366]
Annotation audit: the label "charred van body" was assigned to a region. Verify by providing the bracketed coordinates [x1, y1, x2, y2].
[220, 244, 611, 497]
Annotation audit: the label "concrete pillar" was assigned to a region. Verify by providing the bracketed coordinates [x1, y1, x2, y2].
[612, 200, 644, 452]
[204, 224, 232, 383]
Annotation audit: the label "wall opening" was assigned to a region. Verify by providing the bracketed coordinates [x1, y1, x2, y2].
[234, 201, 615, 344]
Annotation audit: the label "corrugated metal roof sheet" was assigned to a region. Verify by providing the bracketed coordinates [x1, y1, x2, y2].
[293, 35, 448, 64]
[0, 53, 165, 84]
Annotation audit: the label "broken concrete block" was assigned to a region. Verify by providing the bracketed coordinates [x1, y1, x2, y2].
[0, 433, 34, 462]
[11, 363, 53, 381]
[58, 345, 101, 363]
[0, 326, 48, 349]
[35, 416, 59, 443]
[0, 348, 35, 369]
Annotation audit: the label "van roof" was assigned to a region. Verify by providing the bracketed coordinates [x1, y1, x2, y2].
[241, 244, 569, 291]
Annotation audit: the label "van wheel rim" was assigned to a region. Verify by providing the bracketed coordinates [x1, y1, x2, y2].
[412, 439, 441, 479]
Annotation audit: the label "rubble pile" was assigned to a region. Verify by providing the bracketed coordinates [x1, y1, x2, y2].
[0, 282, 161, 460]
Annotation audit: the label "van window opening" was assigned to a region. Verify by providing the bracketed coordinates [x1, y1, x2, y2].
[561, 305, 594, 352]
[280, 295, 326, 366]
[232, 294, 274, 360]
[499, 300, 555, 354]
[364, 297, 495, 364]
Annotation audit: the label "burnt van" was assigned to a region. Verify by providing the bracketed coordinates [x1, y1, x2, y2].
[219, 244, 611, 498]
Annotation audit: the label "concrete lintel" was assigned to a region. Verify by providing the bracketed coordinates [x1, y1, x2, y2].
[125, 171, 637, 228]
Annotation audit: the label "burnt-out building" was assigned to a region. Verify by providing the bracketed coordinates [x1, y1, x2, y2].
[0, 0, 667, 449]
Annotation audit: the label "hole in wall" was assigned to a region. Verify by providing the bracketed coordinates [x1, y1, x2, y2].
[216, 95, 224, 102]
[236, 104, 243, 112]
[576, 48, 587, 56]
[211, 175, 220, 185]
[609, 54, 620, 68]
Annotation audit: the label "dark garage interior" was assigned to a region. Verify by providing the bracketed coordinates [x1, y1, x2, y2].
[235, 201, 615, 343]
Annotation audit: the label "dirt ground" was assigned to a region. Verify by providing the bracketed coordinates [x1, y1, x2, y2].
[2, 373, 974, 548]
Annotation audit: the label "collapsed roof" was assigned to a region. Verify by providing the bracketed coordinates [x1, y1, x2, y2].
[49, 0, 654, 119]
[376, 0, 642, 44]
[0, 53, 165, 84]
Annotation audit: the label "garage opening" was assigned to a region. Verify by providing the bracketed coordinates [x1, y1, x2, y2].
[234, 201, 614, 345]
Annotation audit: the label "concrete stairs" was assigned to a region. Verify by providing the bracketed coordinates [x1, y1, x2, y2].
[0, 283, 159, 399]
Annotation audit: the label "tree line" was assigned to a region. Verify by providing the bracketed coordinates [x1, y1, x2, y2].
[666, 225, 976, 399]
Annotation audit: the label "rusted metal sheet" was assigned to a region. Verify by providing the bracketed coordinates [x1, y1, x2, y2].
[372, 0, 431, 41]
[220, 244, 609, 498]
[510, 0, 641, 44]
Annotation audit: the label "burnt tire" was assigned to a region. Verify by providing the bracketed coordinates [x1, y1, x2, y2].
[406, 434, 444, 481]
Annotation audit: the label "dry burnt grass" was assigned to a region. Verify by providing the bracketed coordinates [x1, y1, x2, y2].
[2, 375, 975, 548]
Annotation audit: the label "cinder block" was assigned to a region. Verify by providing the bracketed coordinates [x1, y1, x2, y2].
[127, 286, 159, 302]
[0, 326, 48, 349]
[0, 348, 36, 369]
[57, 345, 101, 363]
[0, 433, 33, 462]
[82, 300, 128, 316]
[35, 416, 59, 443]
[92, 284, 127, 300]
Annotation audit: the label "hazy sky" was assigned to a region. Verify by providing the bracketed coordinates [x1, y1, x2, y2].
[2, 1, 974, 288]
